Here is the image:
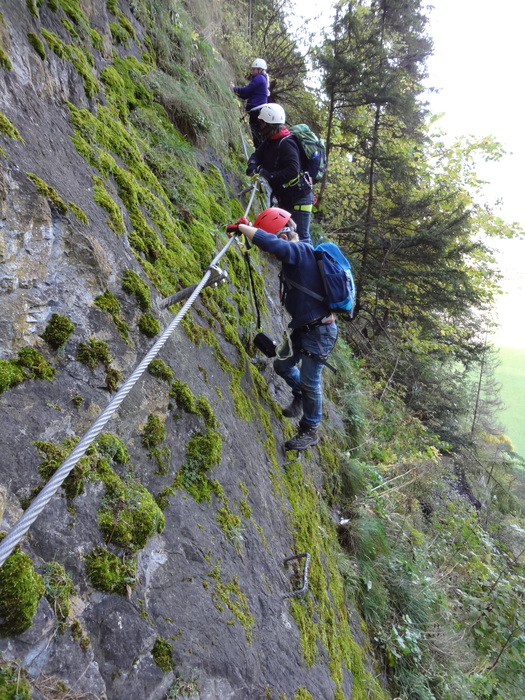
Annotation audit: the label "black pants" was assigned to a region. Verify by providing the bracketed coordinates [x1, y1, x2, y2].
[249, 108, 264, 149]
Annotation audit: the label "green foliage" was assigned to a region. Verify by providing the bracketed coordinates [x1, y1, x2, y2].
[151, 637, 173, 672]
[141, 414, 166, 448]
[27, 32, 46, 60]
[122, 269, 151, 311]
[0, 347, 55, 394]
[0, 535, 45, 637]
[0, 662, 31, 698]
[42, 561, 75, 624]
[85, 547, 136, 595]
[96, 463, 165, 550]
[26, 173, 68, 214]
[41, 312, 75, 349]
[0, 113, 23, 141]
[138, 313, 160, 337]
[94, 290, 129, 340]
[148, 359, 174, 383]
[174, 430, 223, 503]
[76, 337, 121, 392]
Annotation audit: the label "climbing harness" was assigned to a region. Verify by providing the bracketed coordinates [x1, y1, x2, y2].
[0, 182, 261, 569]
[283, 552, 311, 598]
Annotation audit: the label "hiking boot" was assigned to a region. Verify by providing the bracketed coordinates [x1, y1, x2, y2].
[282, 392, 303, 418]
[285, 425, 319, 451]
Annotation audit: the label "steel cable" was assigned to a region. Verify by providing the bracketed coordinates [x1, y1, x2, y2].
[0, 179, 259, 568]
[0, 238, 240, 568]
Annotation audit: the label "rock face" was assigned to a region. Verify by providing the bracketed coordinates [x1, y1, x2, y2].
[0, 3, 375, 699]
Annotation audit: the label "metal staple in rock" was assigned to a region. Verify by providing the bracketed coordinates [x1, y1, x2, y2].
[283, 552, 311, 598]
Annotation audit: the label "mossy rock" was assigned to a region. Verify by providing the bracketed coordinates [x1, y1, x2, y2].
[85, 547, 136, 596]
[0, 536, 45, 637]
[41, 312, 75, 349]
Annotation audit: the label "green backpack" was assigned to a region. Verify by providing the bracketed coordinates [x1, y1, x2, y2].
[290, 124, 328, 183]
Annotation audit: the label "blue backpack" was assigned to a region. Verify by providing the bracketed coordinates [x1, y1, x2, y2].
[282, 241, 356, 316]
[314, 242, 355, 315]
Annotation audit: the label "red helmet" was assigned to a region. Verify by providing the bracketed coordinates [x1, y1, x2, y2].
[253, 207, 292, 235]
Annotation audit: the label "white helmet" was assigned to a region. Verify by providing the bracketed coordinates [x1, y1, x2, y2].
[258, 103, 286, 125]
[251, 58, 267, 70]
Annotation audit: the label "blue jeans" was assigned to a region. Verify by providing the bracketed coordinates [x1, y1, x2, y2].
[273, 322, 338, 428]
[278, 190, 314, 245]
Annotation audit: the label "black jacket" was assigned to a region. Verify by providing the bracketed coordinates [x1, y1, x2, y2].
[247, 132, 311, 208]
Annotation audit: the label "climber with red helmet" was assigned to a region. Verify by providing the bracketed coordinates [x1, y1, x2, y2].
[226, 208, 338, 451]
[245, 104, 314, 246]
[231, 58, 270, 148]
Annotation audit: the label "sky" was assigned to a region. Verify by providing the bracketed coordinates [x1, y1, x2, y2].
[289, 0, 525, 349]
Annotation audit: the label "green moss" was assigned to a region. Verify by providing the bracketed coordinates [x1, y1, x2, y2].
[0, 46, 12, 70]
[85, 547, 137, 595]
[75, 339, 122, 391]
[215, 506, 242, 551]
[149, 446, 171, 476]
[76, 337, 111, 369]
[70, 619, 90, 651]
[106, 0, 118, 15]
[94, 289, 129, 340]
[89, 27, 103, 50]
[62, 17, 79, 38]
[26, 173, 68, 215]
[152, 637, 173, 672]
[141, 414, 166, 448]
[195, 395, 218, 428]
[96, 466, 165, 550]
[41, 312, 75, 349]
[92, 176, 126, 235]
[239, 499, 252, 519]
[169, 378, 196, 413]
[42, 561, 75, 624]
[40, 29, 98, 98]
[0, 349, 56, 399]
[96, 433, 129, 464]
[68, 200, 89, 224]
[27, 32, 46, 60]
[205, 562, 255, 645]
[105, 366, 122, 393]
[35, 436, 97, 499]
[0, 662, 31, 698]
[155, 486, 175, 511]
[138, 313, 160, 337]
[0, 112, 23, 141]
[293, 690, 315, 700]
[0, 359, 25, 394]
[174, 430, 223, 503]
[0, 535, 45, 637]
[122, 269, 151, 311]
[26, 0, 38, 17]
[148, 359, 174, 383]
[72, 393, 83, 408]
[16, 347, 55, 381]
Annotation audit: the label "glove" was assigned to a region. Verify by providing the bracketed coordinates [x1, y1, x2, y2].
[258, 168, 271, 181]
[226, 223, 242, 237]
[237, 217, 250, 226]
[246, 167, 256, 176]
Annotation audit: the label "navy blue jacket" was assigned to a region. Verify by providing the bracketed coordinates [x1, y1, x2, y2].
[233, 73, 268, 112]
[252, 230, 330, 329]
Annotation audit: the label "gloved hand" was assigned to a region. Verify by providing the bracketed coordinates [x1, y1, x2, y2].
[237, 217, 250, 226]
[246, 167, 256, 176]
[226, 223, 242, 237]
[258, 168, 271, 181]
